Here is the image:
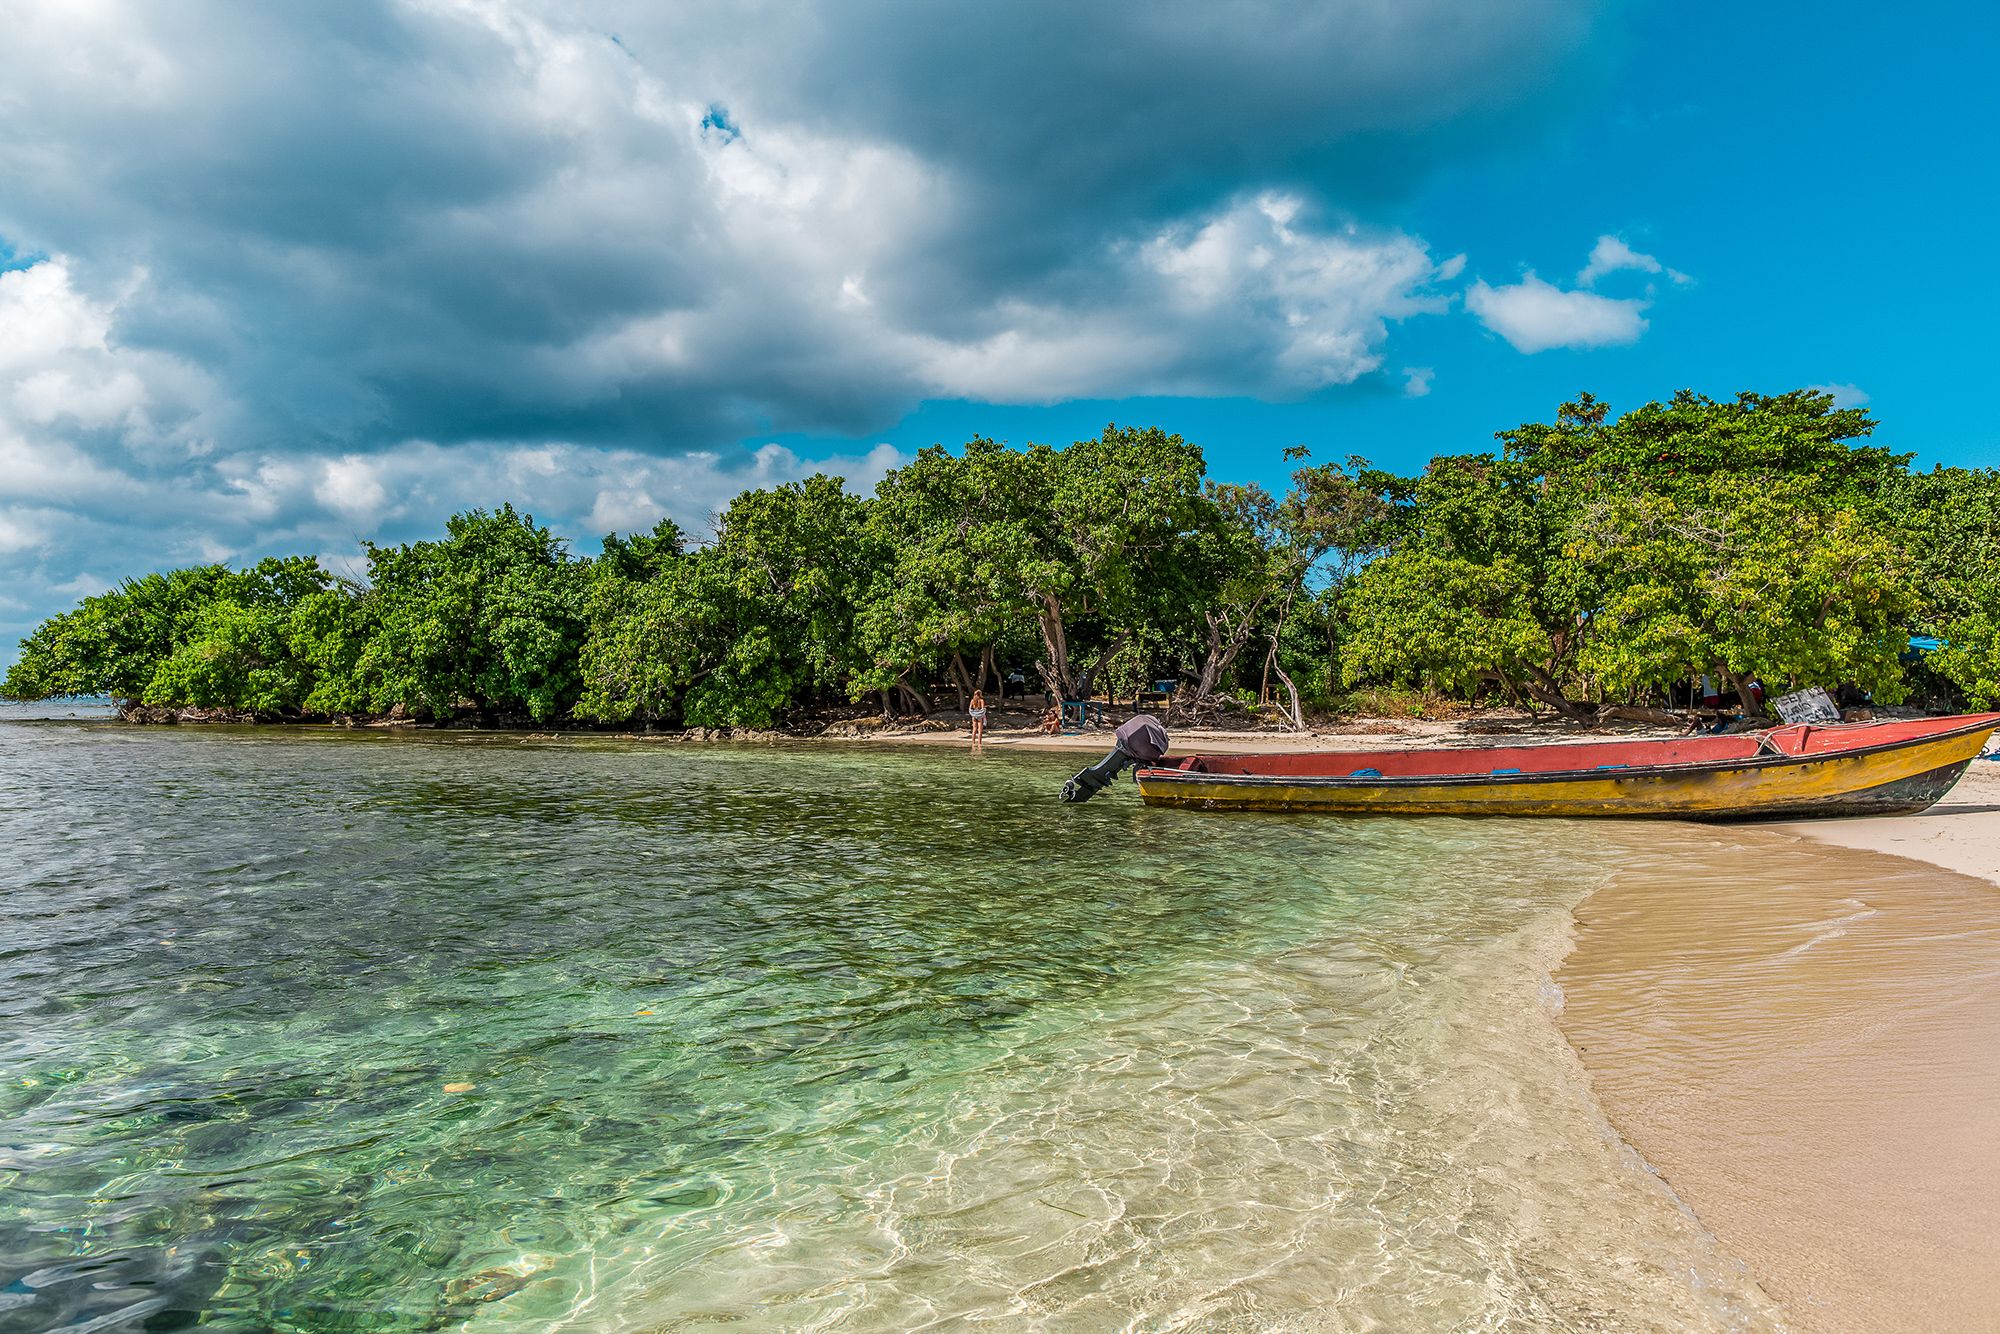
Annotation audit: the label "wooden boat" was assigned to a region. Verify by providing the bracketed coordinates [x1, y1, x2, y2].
[1135, 713, 2000, 820]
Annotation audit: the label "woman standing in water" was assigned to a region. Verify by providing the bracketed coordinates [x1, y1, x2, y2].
[968, 689, 987, 745]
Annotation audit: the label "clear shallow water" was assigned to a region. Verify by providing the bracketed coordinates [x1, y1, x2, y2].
[0, 722, 1783, 1332]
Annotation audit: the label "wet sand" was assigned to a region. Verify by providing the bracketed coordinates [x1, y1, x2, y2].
[1765, 762, 2000, 887]
[1559, 762, 2000, 1333]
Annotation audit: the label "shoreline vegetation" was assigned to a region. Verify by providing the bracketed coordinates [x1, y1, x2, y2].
[6, 391, 1999, 730]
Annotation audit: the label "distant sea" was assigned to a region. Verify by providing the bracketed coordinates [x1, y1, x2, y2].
[0, 695, 116, 722]
[0, 720, 1784, 1331]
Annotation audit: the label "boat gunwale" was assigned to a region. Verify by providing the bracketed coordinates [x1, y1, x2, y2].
[1137, 714, 2000, 792]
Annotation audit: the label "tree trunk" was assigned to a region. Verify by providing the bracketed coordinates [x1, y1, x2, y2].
[1725, 669, 1766, 720]
[900, 678, 932, 716]
[1036, 596, 1072, 700]
[1267, 633, 1306, 731]
[1521, 663, 1587, 719]
[948, 653, 972, 711]
[1191, 611, 1257, 711]
[880, 688, 895, 720]
[978, 644, 997, 696]
[1073, 631, 1130, 704]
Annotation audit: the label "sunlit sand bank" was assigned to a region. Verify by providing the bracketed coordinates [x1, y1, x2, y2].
[1559, 762, 2000, 1333]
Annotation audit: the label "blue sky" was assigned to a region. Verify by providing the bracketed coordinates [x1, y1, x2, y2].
[775, 2, 2000, 487]
[1, 1, 1995, 667]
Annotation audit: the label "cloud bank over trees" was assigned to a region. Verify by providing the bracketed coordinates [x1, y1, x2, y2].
[0, 0, 1637, 661]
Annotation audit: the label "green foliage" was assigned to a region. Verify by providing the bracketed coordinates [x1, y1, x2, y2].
[1343, 389, 1922, 714]
[354, 505, 589, 722]
[1342, 550, 1550, 696]
[576, 477, 873, 728]
[854, 439, 1033, 700]
[1879, 466, 2000, 707]
[6, 395, 1993, 725]
[5, 557, 340, 713]
[1574, 476, 1912, 702]
[1339, 452, 1582, 708]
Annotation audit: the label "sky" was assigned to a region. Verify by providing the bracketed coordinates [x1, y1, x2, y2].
[3, 0, 1997, 667]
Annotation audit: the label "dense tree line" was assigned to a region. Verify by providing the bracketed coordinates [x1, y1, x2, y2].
[7, 397, 1998, 726]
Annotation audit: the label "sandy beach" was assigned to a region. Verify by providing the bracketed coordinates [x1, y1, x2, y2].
[1560, 759, 2000, 1333]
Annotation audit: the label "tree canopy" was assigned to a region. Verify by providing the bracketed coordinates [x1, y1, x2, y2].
[8, 397, 1995, 724]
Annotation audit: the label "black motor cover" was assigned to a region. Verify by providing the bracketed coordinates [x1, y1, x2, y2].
[1060, 714, 1169, 803]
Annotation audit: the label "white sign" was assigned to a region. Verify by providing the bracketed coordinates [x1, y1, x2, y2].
[1773, 686, 1841, 725]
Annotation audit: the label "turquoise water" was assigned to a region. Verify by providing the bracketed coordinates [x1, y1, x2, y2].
[0, 719, 1781, 1331]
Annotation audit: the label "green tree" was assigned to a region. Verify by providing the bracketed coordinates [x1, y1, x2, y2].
[856, 441, 1029, 711]
[1340, 452, 1585, 711]
[357, 505, 588, 722]
[577, 478, 874, 728]
[1024, 425, 1215, 700]
[1342, 391, 1913, 714]
[1574, 475, 1913, 709]
[1883, 466, 2000, 707]
[5, 557, 340, 715]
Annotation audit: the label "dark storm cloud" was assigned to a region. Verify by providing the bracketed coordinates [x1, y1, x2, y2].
[706, 0, 1601, 316]
[0, 0, 1621, 664]
[0, 0, 1613, 451]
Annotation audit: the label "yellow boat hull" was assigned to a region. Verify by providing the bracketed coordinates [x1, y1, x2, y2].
[1136, 725, 1995, 820]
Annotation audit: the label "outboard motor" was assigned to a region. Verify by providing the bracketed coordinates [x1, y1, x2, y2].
[1060, 713, 1170, 803]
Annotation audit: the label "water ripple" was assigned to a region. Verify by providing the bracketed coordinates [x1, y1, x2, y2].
[0, 723, 1781, 1332]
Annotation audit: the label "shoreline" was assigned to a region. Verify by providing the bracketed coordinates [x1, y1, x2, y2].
[1761, 761, 2000, 887]
[1557, 761, 2000, 1333]
[20, 698, 1675, 755]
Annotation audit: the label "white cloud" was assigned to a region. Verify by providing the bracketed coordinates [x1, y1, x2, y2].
[0, 508, 57, 556]
[1466, 274, 1648, 353]
[886, 194, 1455, 404]
[1577, 235, 1660, 286]
[0, 1, 1608, 448]
[0, 260, 113, 368]
[315, 456, 390, 520]
[1578, 234, 1691, 288]
[1403, 367, 1435, 397]
[0, 257, 220, 471]
[1805, 382, 1870, 408]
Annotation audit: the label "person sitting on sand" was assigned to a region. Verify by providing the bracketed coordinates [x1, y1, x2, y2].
[968, 689, 987, 743]
[1039, 705, 1061, 735]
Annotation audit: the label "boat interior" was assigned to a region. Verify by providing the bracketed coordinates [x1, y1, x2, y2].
[1157, 715, 1997, 780]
